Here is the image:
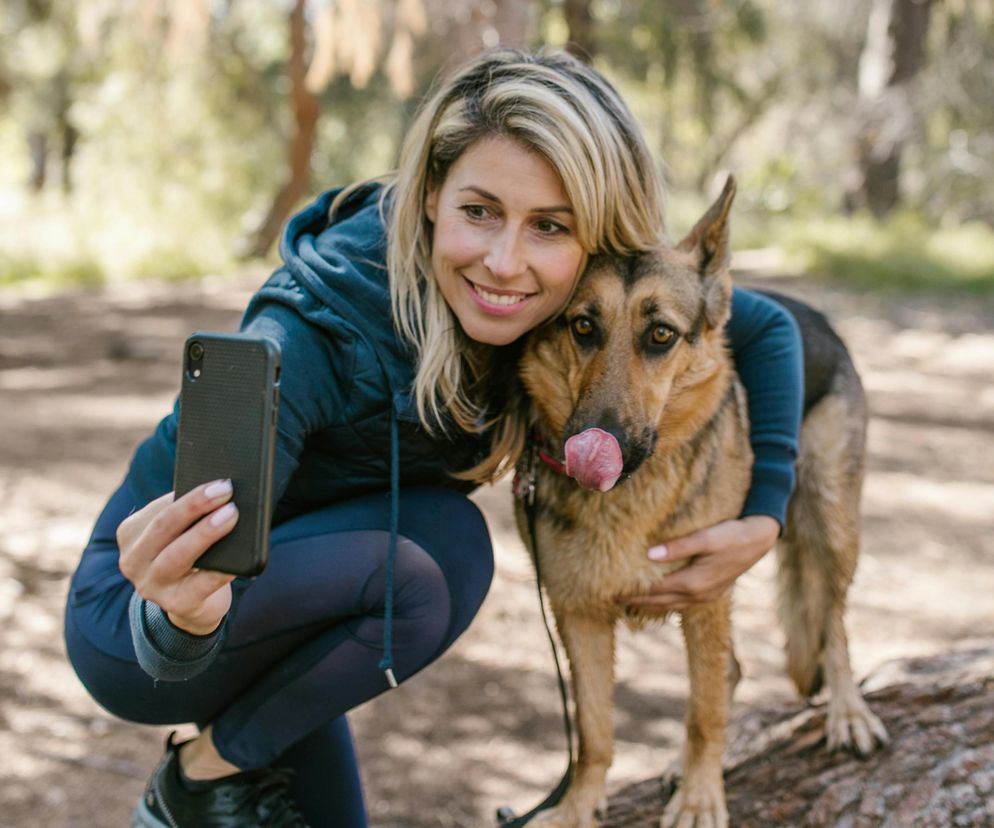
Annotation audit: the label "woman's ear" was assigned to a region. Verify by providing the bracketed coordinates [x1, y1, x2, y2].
[424, 181, 438, 223]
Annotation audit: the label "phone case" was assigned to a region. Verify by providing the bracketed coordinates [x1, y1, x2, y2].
[173, 332, 281, 577]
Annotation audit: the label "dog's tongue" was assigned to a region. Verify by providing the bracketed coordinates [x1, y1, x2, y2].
[564, 428, 624, 492]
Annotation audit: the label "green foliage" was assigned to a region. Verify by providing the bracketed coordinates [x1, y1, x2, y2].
[132, 247, 213, 283]
[778, 213, 994, 294]
[1, 0, 992, 297]
[0, 249, 104, 288]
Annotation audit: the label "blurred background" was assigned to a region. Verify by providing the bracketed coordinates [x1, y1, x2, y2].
[2, 0, 993, 293]
[2, 2, 993, 826]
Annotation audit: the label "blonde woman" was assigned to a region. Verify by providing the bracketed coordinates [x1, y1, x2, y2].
[64, 49, 801, 827]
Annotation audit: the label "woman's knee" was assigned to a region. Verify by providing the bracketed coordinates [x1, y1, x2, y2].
[399, 489, 494, 629]
[389, 491, 493, 655]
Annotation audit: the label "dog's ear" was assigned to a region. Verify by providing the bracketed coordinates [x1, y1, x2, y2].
[676, 175, 736, 329]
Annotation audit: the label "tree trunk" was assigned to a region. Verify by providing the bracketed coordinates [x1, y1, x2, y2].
[60, 122, 78, 194]
[852, 0, 934, 217]
[666, 0, 717, 134]
[27, 131, 48, 192]
[599, 646, 994, 826]
[563, 0, 595, 62]
[244, 0, 319, 258]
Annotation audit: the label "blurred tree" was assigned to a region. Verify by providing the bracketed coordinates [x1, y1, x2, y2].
[244, 0, 319, 257]
[563, 0, 595, 61]
[245, 0, 429, 255]
[7, 0, 84, 194]
[245, 0, 536, 256]
[852, 0, 935, 216]
[589, 0, 773, 192]
[4, 0, 991, 285]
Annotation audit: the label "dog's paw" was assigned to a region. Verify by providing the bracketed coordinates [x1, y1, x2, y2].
[826, 693, 889, 756]
[660, 776, 728, 828]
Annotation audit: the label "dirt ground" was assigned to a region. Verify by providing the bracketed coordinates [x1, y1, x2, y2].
[1, 266, 992, 828]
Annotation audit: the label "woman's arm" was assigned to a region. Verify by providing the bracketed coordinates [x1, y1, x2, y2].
[726, 288, 804, 529]
[124, 298, 354, 679]
[620, 288, 803, 610]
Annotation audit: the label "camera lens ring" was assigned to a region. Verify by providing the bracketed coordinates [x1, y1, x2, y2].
[189, 342, 205, 360]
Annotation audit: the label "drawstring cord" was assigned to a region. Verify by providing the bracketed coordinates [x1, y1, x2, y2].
[378, 403, 400, 688]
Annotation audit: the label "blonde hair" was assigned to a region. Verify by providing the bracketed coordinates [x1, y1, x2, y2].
[358, 49, 667, 483]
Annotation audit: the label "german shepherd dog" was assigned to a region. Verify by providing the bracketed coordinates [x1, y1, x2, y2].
[512, 177, 888, 827]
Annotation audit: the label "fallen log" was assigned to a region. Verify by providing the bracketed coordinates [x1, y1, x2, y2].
[601, 646, 994, 827]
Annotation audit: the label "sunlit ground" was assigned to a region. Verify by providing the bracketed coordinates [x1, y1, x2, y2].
[0, 267, 992, 826]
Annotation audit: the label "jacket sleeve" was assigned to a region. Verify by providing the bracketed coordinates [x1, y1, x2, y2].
[129, 591, 229, 680]
[727, 288, 804, 530]
[123, 296, 355, 681]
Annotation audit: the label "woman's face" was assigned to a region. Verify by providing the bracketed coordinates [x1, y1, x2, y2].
[425, 136, 585, 346]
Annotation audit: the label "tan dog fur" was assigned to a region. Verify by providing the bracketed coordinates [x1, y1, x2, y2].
[512, 178, 887, 828]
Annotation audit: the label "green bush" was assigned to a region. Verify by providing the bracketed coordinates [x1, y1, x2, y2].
[779, 213, 994, 293]
[0, 251, 104, 288]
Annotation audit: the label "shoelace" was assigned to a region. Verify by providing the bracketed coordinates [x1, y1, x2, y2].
[225, 767, 309, 827]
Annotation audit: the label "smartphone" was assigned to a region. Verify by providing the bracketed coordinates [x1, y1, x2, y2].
[173, 332, 281, 577]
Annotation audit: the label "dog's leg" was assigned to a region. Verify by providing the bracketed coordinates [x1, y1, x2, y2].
[780, 391, 888, 755]
[530, 611, 616, 828]
[821, 596, 889, 754]
[661, 594, 731, 828]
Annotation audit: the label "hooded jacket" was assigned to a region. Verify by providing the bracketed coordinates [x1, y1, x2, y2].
[124, 183, 803, 682]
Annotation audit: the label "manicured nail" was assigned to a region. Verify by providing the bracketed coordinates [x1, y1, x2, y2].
[204, 479, 233, 499]
[210, 502, 237, 527]
[648, 544, 668, 561]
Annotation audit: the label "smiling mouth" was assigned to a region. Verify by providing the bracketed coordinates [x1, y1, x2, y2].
[469, 280, 530, 307]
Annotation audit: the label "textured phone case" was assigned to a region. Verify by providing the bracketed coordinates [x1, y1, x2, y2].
[174, 333, 280, 577]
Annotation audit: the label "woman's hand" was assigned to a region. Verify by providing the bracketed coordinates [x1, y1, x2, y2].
[116, 480, 239, 636]
[618, 515, 779, 612]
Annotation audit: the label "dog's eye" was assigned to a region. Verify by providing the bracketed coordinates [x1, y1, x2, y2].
[572, 317, 594, 337]
[651, 325, 676, 347]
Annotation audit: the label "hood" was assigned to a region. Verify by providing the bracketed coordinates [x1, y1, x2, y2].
[261, 181, 419, 419]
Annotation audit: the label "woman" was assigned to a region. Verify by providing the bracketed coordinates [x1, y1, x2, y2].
[64, 49, 801, 827]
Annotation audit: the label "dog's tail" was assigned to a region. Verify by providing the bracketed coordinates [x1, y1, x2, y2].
[776, 526, 831, 697]
[776, 391, 865, 698]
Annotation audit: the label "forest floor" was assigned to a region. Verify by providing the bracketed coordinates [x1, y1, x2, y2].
[1, 265, 992, 827]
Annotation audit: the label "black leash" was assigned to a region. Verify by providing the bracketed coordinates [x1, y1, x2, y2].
[497, 449, 575, 827]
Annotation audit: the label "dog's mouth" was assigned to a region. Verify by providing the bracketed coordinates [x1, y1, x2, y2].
[564, 428, 625, 492]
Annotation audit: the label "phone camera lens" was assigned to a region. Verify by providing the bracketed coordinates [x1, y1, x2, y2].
[189, 342, 205, 360]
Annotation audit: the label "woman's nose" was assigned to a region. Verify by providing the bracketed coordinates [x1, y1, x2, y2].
[483, 229, 526, 280]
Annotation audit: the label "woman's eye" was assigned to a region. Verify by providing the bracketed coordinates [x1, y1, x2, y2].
[462, 204, 491, 220]
[536, 219, 567, 235]
[651, 325, 676, 346]
[572, 317, 594, 337]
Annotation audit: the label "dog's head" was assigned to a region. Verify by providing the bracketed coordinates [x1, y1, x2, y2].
[520, 176, 738, 491]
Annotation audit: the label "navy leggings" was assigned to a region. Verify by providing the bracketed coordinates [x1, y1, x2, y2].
[64, 482, 494, 827]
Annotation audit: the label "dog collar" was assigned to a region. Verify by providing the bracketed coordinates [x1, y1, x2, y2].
[532, 430, 567, 476]
[537, 447, 566, 476]
[512, 433, 567, 503]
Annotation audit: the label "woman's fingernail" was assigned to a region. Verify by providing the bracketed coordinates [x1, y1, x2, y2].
[648, 545, 668, 561]
[204, 479, 233, 500]
[210, 502, 237, 527]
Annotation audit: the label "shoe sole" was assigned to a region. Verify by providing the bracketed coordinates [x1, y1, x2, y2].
[133, 799, 171, 828]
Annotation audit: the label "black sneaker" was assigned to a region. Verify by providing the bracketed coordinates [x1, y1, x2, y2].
[133, 733, 310, 827]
